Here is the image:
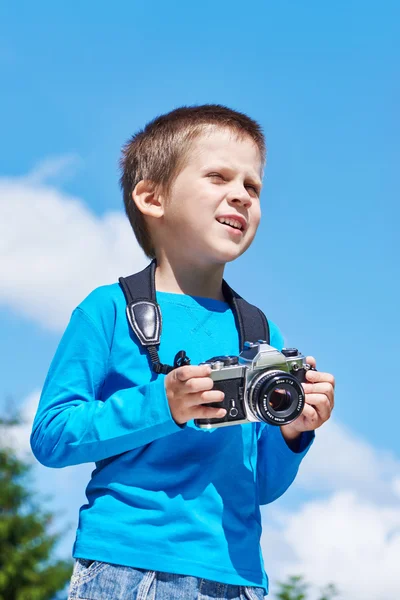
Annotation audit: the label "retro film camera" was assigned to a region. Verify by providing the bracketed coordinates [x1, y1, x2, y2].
[195, 341, 313, 429]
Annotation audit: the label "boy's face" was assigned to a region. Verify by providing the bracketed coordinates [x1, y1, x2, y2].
[160, 127, 263, 266]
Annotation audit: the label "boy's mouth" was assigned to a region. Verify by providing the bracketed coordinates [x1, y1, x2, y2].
[216, 216, 246, 232]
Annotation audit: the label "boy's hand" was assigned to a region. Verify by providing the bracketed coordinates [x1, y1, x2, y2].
[280, 356, 335, 443]
[165, 364, 226, 425]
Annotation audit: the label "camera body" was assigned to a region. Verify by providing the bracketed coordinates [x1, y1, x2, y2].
[195, 341, 311, 429]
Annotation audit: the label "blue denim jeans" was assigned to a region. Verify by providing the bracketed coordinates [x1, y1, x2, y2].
[68, 559, 266, 599]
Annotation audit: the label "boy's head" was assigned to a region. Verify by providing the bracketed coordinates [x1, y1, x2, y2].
[120, 104, 265, 263]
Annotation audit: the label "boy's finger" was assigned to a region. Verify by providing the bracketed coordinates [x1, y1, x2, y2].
[184, 377, 214, 394]
[193, 406, 227, 420]
[306, 369, 335, 388]
[194, 390, 225, 405]
[300, 403, 320, 427]
[302, 382, 334, 397]
[175, 364, 211, 382]
[304, 393, 332, 420]
[306, 356, 317, 369]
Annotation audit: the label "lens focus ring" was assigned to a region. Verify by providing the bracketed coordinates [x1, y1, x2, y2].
[247, 370, 305, 425]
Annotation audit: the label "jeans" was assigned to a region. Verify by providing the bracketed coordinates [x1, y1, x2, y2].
[68, 559, 266, 599]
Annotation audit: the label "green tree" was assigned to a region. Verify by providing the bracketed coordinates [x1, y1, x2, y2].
[319, 583, 340, 600]
[0, 415, 73, 600]
[275, 575, 339, 600]
[275, 575, 309, 600]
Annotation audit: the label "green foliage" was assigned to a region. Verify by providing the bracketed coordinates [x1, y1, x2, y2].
[275, 575, 340, 600]
[275, 575, 309, 600]
[0, 414, 73, 600]
[318, 583, 340, 600]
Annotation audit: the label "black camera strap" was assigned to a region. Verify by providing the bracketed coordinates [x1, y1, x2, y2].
[119, 260, 270, 375]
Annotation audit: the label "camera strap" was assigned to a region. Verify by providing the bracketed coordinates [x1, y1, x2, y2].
[119, 260, 270, 375]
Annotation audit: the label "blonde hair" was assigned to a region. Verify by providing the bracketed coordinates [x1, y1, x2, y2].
[119, 104, 266, 258]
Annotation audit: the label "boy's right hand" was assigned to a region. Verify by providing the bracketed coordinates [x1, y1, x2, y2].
[165, 364, 226, 425]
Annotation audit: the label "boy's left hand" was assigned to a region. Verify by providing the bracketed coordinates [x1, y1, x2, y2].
[280, 356, 335, 441]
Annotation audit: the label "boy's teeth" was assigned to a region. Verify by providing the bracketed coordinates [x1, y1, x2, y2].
[217, 217, 242, 230]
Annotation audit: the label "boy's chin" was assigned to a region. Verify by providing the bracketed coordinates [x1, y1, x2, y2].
[209, 242, 249, 264]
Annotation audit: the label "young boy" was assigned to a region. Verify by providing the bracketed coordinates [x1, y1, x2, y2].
[31, 105, 335, 600]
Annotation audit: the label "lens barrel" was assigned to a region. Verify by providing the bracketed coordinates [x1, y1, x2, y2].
[248, 370, 305, 425]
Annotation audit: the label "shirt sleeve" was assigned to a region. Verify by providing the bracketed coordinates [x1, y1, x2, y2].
[256, 319, 314, 505]
[256, 425, 314, 505]
[30, 307, 183, 468]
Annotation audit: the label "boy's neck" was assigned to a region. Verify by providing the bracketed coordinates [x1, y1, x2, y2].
[154, 257, 226, 301]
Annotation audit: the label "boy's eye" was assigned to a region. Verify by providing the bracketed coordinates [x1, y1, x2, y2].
[207, 173, 260, 196]
[245, 184, 259, 196]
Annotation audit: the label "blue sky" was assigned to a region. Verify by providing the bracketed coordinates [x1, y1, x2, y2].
[1, 1, 399, 598]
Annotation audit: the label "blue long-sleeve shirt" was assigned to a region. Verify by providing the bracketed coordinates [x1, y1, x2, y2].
[31, 284, 313, 592]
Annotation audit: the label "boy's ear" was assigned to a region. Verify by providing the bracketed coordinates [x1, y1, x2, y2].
[132, 180, 165, 218]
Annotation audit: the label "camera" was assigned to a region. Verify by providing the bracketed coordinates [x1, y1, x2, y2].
[195, 341, 312, 429]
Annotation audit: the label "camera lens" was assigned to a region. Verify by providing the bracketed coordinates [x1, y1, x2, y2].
[247, 370, 305, 425]
[268, 387, 293, 412]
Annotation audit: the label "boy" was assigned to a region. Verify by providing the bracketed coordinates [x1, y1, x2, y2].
[31, 105, 335, 600]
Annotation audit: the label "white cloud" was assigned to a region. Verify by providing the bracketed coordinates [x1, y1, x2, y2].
[22, 154, 82, 186]
[392, 476, 400, 500]
[0, 157, 147, 331]
[263, 492, 400, 600]
[0, 390, 40, 457]
[261, 420, 400, 599]
[294, 419, 400, 504]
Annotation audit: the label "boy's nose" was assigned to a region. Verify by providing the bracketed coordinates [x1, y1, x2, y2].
[227, 188, 252, 208]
